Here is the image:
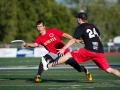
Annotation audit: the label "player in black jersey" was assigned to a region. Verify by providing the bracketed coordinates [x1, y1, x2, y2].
[42, 12, 120, 78]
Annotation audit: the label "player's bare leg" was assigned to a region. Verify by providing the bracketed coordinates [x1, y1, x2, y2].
[48, 52, 72, 68]
[44, 52, 92, 81]
[106, 68, 120, 77]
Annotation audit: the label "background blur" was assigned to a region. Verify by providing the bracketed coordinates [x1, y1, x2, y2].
[0, 0, 120, 52]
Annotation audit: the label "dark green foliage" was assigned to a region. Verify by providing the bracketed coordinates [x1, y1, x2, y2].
[86, 0, 120, 41]
[0, 0, 76, 43]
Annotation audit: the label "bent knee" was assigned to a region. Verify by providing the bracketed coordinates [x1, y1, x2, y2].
[106, 68, 113, 73]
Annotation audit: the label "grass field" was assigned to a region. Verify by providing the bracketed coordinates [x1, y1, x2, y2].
[0, 56, 120, 90]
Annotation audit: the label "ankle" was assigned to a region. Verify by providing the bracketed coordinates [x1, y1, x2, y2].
[37, 75, 41, 77]
[48, 64, 52, 68]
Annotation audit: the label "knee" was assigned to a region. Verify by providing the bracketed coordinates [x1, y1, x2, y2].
[106, 68, 112, 73]
[44, 54, 55, 63]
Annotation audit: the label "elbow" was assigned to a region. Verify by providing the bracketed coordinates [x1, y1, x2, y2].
[34, 43, 38, 48]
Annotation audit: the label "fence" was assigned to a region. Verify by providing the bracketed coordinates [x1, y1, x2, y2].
[0, 42, 119, 58]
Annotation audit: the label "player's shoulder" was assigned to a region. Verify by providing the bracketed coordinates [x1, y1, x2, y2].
[86, 23, 95, 27]
[83, 23, 96, 29]
[76, 23, 93, 30]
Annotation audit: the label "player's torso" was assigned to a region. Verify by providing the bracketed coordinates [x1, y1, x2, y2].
[38, 29, 68, 53]
[80, 23, 104, 53]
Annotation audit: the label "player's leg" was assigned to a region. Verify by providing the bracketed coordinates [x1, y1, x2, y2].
[65, 58, 85, 72]
[65, 58, 92, 81]
[47, 52, 73, 68]
[94, 59, 120, 77]
[42, 51, 92, 80]
[35, 54, 55, 82]
[47, 49, 88, 68]
[91, 51, 120, 77]
[34, 61, 43, 83]
[106, 68, 120, 77]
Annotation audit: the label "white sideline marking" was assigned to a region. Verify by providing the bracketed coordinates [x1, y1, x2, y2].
[0, 85, 119, 87]
[0, 84, 93, 87]
[0, 66, 98, 70]
[1, 64, 119, 70]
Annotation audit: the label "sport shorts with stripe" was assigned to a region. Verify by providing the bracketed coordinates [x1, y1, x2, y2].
[71, 48, 110, 70]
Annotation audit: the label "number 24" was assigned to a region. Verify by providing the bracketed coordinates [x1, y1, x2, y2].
[86, 28, 98, 38]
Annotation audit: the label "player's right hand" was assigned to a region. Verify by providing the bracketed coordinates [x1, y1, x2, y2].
[23, 42, 28, 47]
[57, 49, 65, 57]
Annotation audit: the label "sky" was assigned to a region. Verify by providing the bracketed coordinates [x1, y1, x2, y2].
[56, 0, 118, 4]
[55, 0, 118, 8]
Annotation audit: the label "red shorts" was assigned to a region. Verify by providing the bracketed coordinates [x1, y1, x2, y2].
[71, 48, 110, 70]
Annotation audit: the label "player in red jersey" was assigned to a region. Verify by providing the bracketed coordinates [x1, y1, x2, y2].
[44, 12, 120, 78]
[23, 20, 92, 82]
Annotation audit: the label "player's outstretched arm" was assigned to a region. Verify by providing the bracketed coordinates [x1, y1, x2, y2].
[23, 42, 38, 48]
[62, 33, 73, 40]
[62, 33, 83, 44]
[58, 38, 76, 55]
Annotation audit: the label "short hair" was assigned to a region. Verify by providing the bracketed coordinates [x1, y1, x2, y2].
[36, 20, 44, 26]
[75, 12, 87, 20]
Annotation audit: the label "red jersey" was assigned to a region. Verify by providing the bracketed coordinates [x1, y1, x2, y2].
[34, 28, 69, 54]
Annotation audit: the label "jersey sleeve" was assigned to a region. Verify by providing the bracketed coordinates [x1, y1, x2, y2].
[51, 28, 63, 37]
[73, 27, 82, 39]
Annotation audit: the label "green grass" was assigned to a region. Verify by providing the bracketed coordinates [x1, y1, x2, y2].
[0, 56, 120, 90]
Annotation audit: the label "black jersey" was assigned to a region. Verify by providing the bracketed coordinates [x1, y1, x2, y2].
[73, 23, 104, 53]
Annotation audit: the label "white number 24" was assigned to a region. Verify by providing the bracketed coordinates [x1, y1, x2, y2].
[86, 28, 98, 38]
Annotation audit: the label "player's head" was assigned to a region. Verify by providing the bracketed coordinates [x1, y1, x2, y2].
[75, 12, 87, 23]
[36, 20, 46, 34]
[36, 20, 45, 26]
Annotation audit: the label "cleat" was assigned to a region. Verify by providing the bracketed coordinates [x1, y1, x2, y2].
[41, 57, 48, 70]
[85, 69, 92, 81]
[34, 76, 42, 83]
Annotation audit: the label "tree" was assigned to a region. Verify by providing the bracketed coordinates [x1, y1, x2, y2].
[0, 0, 76, 44]
[0, 0, 18, 43]
[58, 0, 120, 41]
[87, 0, 120, 41]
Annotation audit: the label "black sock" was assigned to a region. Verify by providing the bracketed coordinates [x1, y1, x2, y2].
[66, 58, 86, 72]
[37, 62, 43, 76]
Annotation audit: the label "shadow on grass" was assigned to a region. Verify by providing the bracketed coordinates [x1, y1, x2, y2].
[2, 77, 94, 84]
[40, 79, 94, 83]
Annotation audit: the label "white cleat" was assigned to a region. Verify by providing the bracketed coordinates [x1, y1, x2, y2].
[41, 56, 48, 70]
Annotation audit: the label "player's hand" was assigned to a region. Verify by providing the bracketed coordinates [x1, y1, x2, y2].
[75, 39, 84, 44]
[81, 41, 84, 44]
[57, 48, 65, 56]
[23, 42, 28, 47]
